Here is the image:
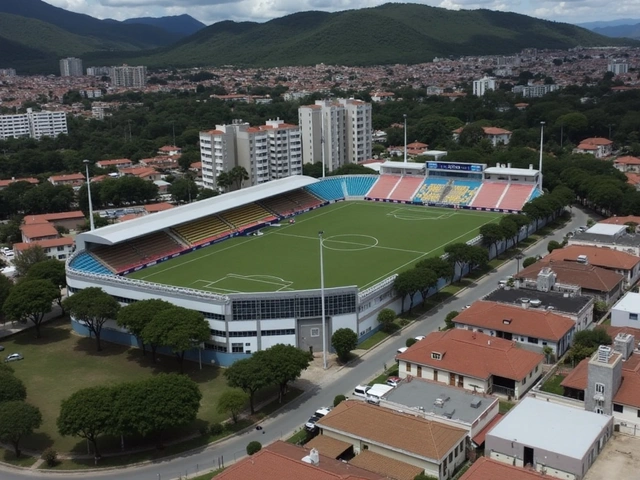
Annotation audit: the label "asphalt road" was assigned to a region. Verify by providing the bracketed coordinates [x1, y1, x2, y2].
[2, 207, 592, 480]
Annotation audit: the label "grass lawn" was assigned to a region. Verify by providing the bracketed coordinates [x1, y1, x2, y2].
[2, 318, 277, 455]
[499, 400, 515, 414]
[0, 447, 38, 468]
[541, 374, 566, 395]
[368, 365, 400, 386]
[286, 429, 310, 445]
[357, 330, 390, 350]
[129, 202, 500, 293]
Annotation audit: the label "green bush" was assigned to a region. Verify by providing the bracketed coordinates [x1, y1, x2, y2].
[41, 447, 58, 467]
[209, 422, 224, 436]
[246, 441, 262, 456]
[522, 257, 537, 268]
[406, 338, 417, 348]
[333, 394, 346, 407]
[444, 311, 458, 330]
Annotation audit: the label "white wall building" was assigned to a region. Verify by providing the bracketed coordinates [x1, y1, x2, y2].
[298, 98, 372, 171]
[59, 57, 83, 77]
[199, 119, 302, 190]
[611, 292, 640, 328]
[86, 66, 111, 76]
[608, 61, 629, 75]
[472, 76, 496, 97]
[110, 65, 147, 88]
[0, 108, 68, 140]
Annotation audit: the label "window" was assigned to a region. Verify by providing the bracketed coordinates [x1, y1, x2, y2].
[535, 365, 539, 373]
[231, 343, 243, 353]
[522, 376, 527, 385]
[614, 404, 624, 413]
[636, 409, 640, 418]
[310, 328, 320, 337]
[630, 313, 638, 321]
[406, 362, 411, 373]
[449, 452, 453, 462]
[527, 337, 539, 344]
[595, 383, 605, 394]
[431, 352, 441, 360]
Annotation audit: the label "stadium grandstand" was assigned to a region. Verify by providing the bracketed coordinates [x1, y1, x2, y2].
[66, 161, 542, 366]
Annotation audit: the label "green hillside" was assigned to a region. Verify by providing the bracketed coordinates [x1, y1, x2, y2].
[121, 3, 631, 68]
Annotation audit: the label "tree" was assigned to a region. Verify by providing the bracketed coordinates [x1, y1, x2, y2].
[169, 176, 198, 203]
[567, 329, 612, 363]
[142, 306, 210, 373]
[333, 394, 346, 407]
[416, 267, 438, 306]
[57, 386, 116, 461]
[393, 269, 421, 313]
[0, 401, 42, 457]
[331, 328, 358, 363]
[229, 166, 249, 190]
[216, 171, 232, 191]
[246, 441, 262, 456]
[0, 372, 27, 403]
[547, 240, 562, 253]
[197, 188, 219, 201]
[480, 223, 505, 257]
[117, 299, 174, 357]
[224, 358, 273, 414]
[542, 346, 554, 364]
[63, 287, 121, 351]
[458, 124, 485, 147]
[217, 390, 248, 423]
[498, 217, 518, 248]
[3, 279, 58, 338]
[406, 337, 417, 348]
[0, 274, 13, 323]
[12, 245, 48, 277]
[377, 308, 396, 333]
[444, 243, 471, 282]
[26, 259, 66, 314]
[259, 344, 312, 403]
[415, 257, 453, 283]
[444, 311, 459, 330]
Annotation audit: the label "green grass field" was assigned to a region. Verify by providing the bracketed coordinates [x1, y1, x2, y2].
[130, 202, 501, 293]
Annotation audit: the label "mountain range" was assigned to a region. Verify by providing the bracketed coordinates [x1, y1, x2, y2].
[0, 0, 635, 74]
[578, 19, 640, 39]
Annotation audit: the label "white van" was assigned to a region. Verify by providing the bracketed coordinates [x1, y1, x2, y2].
[353, 385, 371, 398]
[365, 384, 394, 405]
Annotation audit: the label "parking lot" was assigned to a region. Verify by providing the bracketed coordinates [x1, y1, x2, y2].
[585, 434, 640, 480]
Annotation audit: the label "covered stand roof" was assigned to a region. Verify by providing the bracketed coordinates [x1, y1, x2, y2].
[77, 176, 318, 246]
[483, 166, 538, 177]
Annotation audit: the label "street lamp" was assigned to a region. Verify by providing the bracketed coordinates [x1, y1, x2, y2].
[403, 114, 408, 163]
[83, 159, 95, 231]
[538, 121, 545, 192]
[515, 251, 524, 274]
[319, 231, 328, 370]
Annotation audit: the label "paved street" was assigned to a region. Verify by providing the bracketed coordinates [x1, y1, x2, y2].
[0, 207, 592, 480]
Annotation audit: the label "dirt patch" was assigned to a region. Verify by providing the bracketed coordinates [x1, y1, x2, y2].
[585, 434, 640, 480]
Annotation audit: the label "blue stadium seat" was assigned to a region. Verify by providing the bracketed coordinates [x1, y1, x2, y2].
[344, 176, 378, 196]
[70, 252, 113, 275]
[305, 178, 345, 201]
[529, 189, 542, 200]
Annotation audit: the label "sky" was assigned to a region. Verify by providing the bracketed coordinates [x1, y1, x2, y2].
[43, 0, 640, 26]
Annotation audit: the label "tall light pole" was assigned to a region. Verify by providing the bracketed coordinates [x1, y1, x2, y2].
[319, 231, 327, 370]
[403, 113, 408, 163]
[538, 121, 545, 192]
[321, 115, 326, 178]
[83, 159, 95, 231]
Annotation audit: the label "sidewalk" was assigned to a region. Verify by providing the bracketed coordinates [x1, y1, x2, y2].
[0, 305, 63, 342]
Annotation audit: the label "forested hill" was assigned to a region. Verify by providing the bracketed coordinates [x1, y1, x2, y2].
[128, 3, 629, 68]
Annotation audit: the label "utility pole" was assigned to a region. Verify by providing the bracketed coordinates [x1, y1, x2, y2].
[319, 231, 327, 370]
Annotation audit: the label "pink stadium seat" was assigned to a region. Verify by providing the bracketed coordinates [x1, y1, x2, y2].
[366, 175, 401, 199]
[470, 183, 508, 209]
[388, 176, 424, 202]
[497, 184, 535, 211]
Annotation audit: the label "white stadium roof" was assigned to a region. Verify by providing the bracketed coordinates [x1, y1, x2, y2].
[484, 166, 538, 177]
[77, 176, 319, 246]
[380, 160, 425, 171]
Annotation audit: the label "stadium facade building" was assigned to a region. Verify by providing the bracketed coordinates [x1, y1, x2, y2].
[67, 164, 542, 366]
[199, 119, 302, 190]
[298, 99, 372, 170]
[0, 108, 68, 140]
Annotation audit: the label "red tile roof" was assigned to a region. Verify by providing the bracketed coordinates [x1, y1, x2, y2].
[545, 245, 640, 270]
[348, 450, 422, 480]
[96, 158, 132, 167]
[23, 211, 85, 225]
[483, 127, 512, 135]
[599, 216, 640, 226]
[144, 202, 174, 213]
[615, 156, 640, 165]
[318, 400, 466, 461]
[560, 358, 589, 391]
[20, 223, 59, 240]
[454, 301, 575, 342]
[48, 173, 85, 182]
[581, 137, 613, 146]
[460, 457, 547, 480]
[13, 237, 74, 251]
[515, 260, 624, 293]
[0, 177, 38, 187]
[626, 173, 640, 186]
[397, 329, 543, 381]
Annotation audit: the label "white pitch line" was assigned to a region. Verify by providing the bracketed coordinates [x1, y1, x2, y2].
[359, 215, 500, 290]
[273, 232, 429, 255]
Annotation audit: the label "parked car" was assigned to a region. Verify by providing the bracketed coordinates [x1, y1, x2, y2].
[397, 347, 408, 354]
[414, 335, 425, 341]
[305, 415, 321, 432]
[5, 353, 23, 362]
[462, 305, 471, 310]
[0, 346, 4, 351]
[386, 376, 401, 388]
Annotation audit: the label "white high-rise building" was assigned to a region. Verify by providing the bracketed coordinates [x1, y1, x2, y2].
[0, 108, 68, 140]
[86, 66, 111, 77]
[110, 65, 147, 88]
[199, 119, 302, 190]
[0, 68, 16, 77]
[59, 57, 83, 77]
[298, 98, 372, 172]
[608, 61, 629, 75]
[472, 76, 496, 97]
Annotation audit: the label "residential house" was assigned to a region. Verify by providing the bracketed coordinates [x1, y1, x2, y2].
[452, 127, 511, 146]
[573, 137, 613, 159]
[158, 145, 181, 156]
[544, 244, 640, 288]
[95, 158, 132, 169]
[569, 222, 640, 256]
[611, 292, 640, 328]
[599, 215, 640, 232]
[460, 457, 548, 480]
[23, 211, 85, 232]
[213, 440, 384, 480]
[0, 177, 38, 190]
[614, 155, 640, 173]
[483, 287, 594, 332]
[139, 157, 179, 170]
[486, 397, 613, 480]
[48, 173, 85, 188]
[371, 92, 395, 102]
[316, 400, 468, 480]
[453, 301, 575, 357]
[514, 262, 624, 306]
[405, 142, 429, 156]
[118, 166, 162, 182]
[561, 335, 640, 434]
[13, 237, 74, 261]
[396, 329, 544, 399]
[20, 223, 59, 243]
[144, 202, 173, 214]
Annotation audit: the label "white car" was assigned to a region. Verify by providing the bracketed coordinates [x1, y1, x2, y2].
[414, 335, 425, 341]
[5, 353, 23, 362]
[397, 347, 408, 354]
[462, 305, 471, 310]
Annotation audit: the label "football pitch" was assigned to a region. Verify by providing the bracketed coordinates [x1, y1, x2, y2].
[129, 201, 501, 293]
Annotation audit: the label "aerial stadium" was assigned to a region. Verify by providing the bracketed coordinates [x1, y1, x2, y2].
[66, 161, 541, 366]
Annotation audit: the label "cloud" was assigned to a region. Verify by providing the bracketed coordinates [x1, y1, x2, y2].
[43, 0, 640, 26]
